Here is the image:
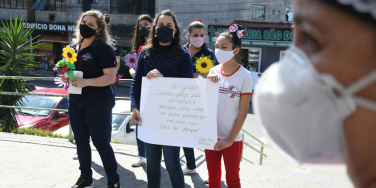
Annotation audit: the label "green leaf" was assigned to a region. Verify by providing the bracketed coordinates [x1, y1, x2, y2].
[208, 55, 211, 59]
[195, 57, 199, 60]
[201, 54, 205, 57]
[67, 71, 75, 79]
[67, 62, 75, 69]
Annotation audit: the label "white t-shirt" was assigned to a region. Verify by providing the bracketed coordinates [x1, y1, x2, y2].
[209, 64, 253, 141]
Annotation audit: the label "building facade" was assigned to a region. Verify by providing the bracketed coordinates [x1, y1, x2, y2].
[156, 0, 296, 73]
[0, 0, 155, 77]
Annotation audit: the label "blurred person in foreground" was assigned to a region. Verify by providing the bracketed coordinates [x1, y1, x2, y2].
[253, 0, 376, 187]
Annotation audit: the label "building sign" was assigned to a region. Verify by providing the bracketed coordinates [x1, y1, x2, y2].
[36, 43, 53, 50]
[24, 22, 76, 32]
[208, 25, 293, 47]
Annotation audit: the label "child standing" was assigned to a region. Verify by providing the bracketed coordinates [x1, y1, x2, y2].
[206, 24, 252, 188]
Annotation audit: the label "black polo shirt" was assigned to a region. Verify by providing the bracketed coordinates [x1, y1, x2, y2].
[69, 39, 117, 106]
[183, 42, 217, 73]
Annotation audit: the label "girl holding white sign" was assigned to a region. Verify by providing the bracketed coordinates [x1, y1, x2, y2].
[130, 10, 193, 188]
[61, 10, 120, 188]
[206, 24, 252, 188]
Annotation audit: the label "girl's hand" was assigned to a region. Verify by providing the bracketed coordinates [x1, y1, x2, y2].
[214, 138, 234, 151]
[207, 74, 220, 83]
[61, 74, 69, 84]
[131, 108, 142, 125]
[70, 78, 88, 88]
[146, 69, 163, 79]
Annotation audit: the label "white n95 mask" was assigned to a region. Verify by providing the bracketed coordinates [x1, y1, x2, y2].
[254, 46, 376, 164]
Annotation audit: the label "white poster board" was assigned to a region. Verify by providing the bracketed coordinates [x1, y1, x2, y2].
[139, 77, 219, 150]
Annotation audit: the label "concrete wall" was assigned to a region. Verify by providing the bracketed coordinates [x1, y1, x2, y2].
[0, 9, 27, 20]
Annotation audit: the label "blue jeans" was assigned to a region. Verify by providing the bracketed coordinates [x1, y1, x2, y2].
[145, 143, 184, 188]
[183, 147, 196, 170]
[136, 124, 146, 157]
[69, 100, 119, 182]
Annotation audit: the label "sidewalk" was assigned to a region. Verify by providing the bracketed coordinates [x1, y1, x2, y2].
[0, 132, 353, 188]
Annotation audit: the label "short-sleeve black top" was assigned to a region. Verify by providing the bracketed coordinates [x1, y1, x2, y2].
[69, 39, 116, 106]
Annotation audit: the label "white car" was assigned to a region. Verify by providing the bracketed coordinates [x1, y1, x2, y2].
[54, 100, 136, 144]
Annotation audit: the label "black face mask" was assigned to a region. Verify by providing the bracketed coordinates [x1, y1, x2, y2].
[80, 24, 97, 38]
[156, 26, 174, 43]
[139, 27, 151, 38]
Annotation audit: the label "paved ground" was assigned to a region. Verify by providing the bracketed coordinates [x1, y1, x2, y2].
[0, 131, 353, 188]
[0, 68, 354, 187]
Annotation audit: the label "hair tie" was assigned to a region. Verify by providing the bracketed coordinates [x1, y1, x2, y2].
[228, 24, 245, 39]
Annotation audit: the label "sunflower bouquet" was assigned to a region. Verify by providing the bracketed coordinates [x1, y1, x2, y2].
[194, 54, 216, 75]
[53, 46, 77, 79]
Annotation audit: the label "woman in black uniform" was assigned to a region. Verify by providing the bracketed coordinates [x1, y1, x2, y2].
[61, 10, 121, 188]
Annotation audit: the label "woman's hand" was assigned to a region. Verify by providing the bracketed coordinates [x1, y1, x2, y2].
[146, 69, 163, 79]
[214, 138, 234, 151]
[71, 78, 88, 88]
[207, 74, 220, 83]
[61, 74, 69, 84]
[131, 108, 142, 125]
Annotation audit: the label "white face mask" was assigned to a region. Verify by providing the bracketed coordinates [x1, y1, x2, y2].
[215, 48, 235, 64]
[254, 46, 376, 164]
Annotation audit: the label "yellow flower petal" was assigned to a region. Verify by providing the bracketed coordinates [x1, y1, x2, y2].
[63, 48, 68, 53]
[72, 53, 77, 58]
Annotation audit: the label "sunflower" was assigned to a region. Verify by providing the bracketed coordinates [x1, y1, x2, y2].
[194, 54, 215, 74]
[62, 46, 77, 64]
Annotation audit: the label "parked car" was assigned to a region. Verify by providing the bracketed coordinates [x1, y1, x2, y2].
[16, 88, 69, 131]
[25, 81, 36, 92]
[53, 100, 135, 144]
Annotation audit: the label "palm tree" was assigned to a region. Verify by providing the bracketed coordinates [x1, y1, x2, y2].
[0, 17, 41, 132]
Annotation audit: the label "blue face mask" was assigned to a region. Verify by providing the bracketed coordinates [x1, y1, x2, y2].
[139, 27, 151, 38]
[155, 26, 175, 43]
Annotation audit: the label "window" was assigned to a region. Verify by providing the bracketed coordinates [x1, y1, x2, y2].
[252, 5, 265, 21]
[44, 0, 67, 11]
[49, 13, 56, 23]
[0, 0, 27, 9]
[285, 8, 294, 22]
[244, 47, 262, 72]
[78, 0, 97, 3]
[110, 0, 153, 14]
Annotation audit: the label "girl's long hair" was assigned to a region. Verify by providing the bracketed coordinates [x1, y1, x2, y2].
[145, 10, 181, 57]
[132, 14, 153, 52]
[72, 10, 113, 48]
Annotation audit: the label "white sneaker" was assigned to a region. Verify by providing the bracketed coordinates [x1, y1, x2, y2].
[72, 153, 78, 160]
[131, 156, 146, 167]
[182, 165, 196, 175]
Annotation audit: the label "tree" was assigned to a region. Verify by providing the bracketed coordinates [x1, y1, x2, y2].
[0, 17, 41, 132]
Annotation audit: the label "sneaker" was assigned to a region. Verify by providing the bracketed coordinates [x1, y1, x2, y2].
[131, 156, 146, 167]
[72, 175, 95, 188]
[182, 165, 197, 175]
[73, 153, 78, 160]
[107, 182, 121, 188]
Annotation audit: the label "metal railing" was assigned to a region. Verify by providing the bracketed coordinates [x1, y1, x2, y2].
[0, 76, 267, 165]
